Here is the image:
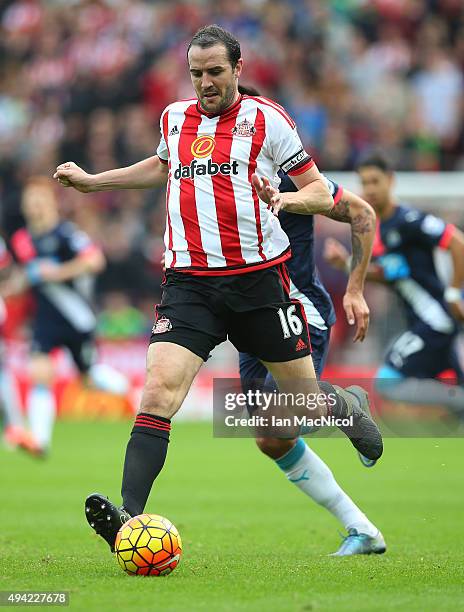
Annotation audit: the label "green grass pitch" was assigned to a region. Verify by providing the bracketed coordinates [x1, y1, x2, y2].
[1, 421, 463, 611]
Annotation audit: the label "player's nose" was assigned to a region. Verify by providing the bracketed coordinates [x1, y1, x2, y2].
[201, 75, 214, 90]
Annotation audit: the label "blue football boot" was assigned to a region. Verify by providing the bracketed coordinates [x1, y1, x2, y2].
[330, 529, 386, 556]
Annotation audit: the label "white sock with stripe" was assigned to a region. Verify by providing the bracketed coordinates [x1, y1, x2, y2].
[276, 438, 378, 536]
[0, 369, 23, 427]
[27, 385, 56, 449]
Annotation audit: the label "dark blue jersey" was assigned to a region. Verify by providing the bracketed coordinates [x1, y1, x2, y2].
[277, 171, 339, 329]
[10, 221, 97, 334]
[373, 205, 457, 335]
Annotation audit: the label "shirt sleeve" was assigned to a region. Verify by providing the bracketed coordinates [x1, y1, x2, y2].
[156, 108, 169, 163]
[265, 104, 314, 176]
[156, 134, 169, 164]
[400, 210, 455, 249]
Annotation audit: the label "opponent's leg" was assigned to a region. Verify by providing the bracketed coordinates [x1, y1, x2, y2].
[0, 367, 34, 450]
[0, 368, 23, 428]
[241, 339, 384, 554]
[257, 437, 380, 536]
[69, 332, 130, 396]
[26, 353, 56, 454]
[376, 368, 464, 418]
[378, 329, 464, 419]
[86, 342, 203, 549]
[254, 383, 383, 552]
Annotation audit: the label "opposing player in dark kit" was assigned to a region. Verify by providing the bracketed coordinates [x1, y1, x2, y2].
[241, 176, 385, 555]
[325, 154, 464, 418]
[5, 176, 128, 455]
[236, 84, 385, 556]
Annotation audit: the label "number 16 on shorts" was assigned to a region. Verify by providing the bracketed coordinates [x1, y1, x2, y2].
[277, 304, 304, 339]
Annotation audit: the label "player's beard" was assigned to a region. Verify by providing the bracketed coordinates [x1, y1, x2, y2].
[200, 82, 237, 114]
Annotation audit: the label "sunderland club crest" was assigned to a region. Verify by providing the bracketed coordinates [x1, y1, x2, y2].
[232, 119, 256, 137]
[152, 317, 172, 334]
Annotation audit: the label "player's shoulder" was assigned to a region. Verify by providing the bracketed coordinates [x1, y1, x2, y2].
[161, 98, 197, 119]
[397, 203, 439, 228]
[241, 95, 296, 129]
[58, 221, 92, 248]
[397, 204, 422, 223]
[396, 204, 446, 237]
[382, 204, 416, 232]
[56, 220, 78, 237]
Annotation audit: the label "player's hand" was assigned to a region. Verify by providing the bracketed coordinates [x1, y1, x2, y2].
[251, 173, 284, 216]
[448, 300, 464, 323]
[34, 260, 61, 283]
[343, 290, 370, 342]
[323, 238, 349, 271]
[53, 162, 94, 193]
[160, 253, 166, 272]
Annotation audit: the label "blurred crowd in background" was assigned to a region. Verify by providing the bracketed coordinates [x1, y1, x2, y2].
[0, 0, 463, 349]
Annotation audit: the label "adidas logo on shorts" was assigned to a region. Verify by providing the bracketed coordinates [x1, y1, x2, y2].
[295, 338, 307, 351]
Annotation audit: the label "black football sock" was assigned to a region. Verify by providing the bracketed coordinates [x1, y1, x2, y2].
[121, 413, 171, 517]
[318, 381, 357, 418]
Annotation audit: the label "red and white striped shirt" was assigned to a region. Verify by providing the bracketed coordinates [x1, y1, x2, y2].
[157, 94, 314, 275]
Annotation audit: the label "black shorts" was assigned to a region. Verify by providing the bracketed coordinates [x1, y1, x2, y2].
[239, 325, 330, 385]
[150, 265, 311, 362]
[32, 321, 96, 374]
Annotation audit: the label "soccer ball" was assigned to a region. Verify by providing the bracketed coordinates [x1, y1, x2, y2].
[115, 513, 182, 576]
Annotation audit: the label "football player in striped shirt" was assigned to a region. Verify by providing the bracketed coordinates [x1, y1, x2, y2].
[54, 25, 383, 554]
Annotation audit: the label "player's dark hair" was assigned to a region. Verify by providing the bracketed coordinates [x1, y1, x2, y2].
[238, 84, 261, 96]
[188, 25, 241, 68]
[356, 152, 393, 174]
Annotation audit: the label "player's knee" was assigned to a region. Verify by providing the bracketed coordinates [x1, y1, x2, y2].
[29, 354, 54, 386]
[139, 378, 181, 419]
[255, 437, 296, 459]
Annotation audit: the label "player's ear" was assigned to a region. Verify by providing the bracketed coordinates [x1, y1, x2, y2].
[234, 58, 243, 79]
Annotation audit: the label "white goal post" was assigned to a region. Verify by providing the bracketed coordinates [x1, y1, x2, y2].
[330, 173, 464, 212]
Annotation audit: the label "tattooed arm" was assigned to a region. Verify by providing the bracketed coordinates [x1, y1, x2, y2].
[322, 190, 376, 290]
[321, 189, 376, 341]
